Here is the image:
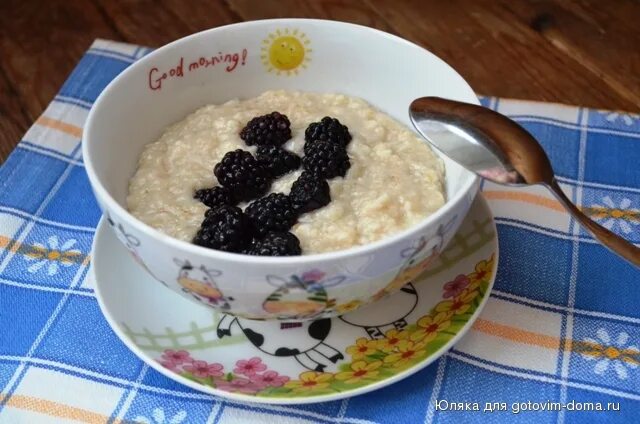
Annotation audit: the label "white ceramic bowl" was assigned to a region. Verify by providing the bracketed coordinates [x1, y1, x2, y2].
[83, 19, 479, 321]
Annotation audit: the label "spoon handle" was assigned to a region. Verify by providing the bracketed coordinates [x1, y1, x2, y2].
[547, 179, 640, 268]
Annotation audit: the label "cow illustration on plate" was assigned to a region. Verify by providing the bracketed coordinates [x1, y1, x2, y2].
[216, 315, 343, 371]
[106, 214, 143, 263]
[372, 215, 458, 302]
[216, 270, 346, 371]
[261, 270, 345, 320]
[174, 259, 233, 310]
[106, 213, 167, 287]
[340, 282, 418, 339]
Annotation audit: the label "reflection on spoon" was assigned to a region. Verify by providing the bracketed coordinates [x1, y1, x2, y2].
[409, 97, 640, 268]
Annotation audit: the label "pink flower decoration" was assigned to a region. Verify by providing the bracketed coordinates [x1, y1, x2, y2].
[159, 359, 179, 372]
[183, 360, 224, 378]
[234, 357, 267, 377]
[244, 382, 268, 394]
[253, 370, 290, 388]
[302, 269, 326, 282]
[216, 377, 260, 394]
[443, 274, 470, 298]
[161, 349, 192, 364]
[245, 378, 268, 391]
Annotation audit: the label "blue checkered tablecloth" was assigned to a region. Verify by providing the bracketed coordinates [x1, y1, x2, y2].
[0, 39, 638, 423]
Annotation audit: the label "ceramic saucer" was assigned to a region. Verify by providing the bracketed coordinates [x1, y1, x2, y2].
[93, 195, 498, 405]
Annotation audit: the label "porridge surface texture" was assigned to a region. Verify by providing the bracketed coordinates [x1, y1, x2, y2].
[127, 90, 446, 254]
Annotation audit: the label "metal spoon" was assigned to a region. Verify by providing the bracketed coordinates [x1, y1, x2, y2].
[409, 97, 640, 268]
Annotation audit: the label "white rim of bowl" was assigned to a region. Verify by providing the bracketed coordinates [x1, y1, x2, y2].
[83, 18, 480, 266]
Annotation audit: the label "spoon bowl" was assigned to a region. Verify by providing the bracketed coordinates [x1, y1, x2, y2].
[409, 96, 640, 268]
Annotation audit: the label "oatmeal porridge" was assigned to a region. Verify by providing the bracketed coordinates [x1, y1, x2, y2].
[127, 90, 445, 254]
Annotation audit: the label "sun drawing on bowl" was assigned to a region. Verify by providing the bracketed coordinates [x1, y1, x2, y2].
[262, 28, 311, 75]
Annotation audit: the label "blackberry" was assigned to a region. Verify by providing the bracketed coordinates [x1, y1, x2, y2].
[214, 150, 271, 202]
[193, 205, 253, 252]
[256, 145, 301, 178]
[247, 231, 302, 256]
[240, 112, 292, 147]
[193, 186, 234, 209]
[245, 193, 297, 236]
[304, 117, 352, 154]
[302, 139, 350, 179]
[289, 172, 331, 214]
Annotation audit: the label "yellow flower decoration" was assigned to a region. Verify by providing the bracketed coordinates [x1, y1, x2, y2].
[435, 289, 478, 316]
[346, 337, 379, 360]
[377, 329, 410, 352]
[469, 255, 494, 286]
[383, 340, 428, 367]
[411, 312, 452, 342]
[335, 300, 363, 314]
[284, 371, 334, 392]
[335, 360, 382, 384]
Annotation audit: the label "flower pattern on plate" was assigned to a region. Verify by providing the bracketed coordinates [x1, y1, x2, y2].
[443, 274, 470, 298]
[377, 329, 409, 352]
[283, 371, 334, 393]
[152, 254, 496, 398]
[234, 357, 267, 376]
[335, 360, 382, 384]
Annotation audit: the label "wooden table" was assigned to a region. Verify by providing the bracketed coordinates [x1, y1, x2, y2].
[1, 0, 639, 163]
